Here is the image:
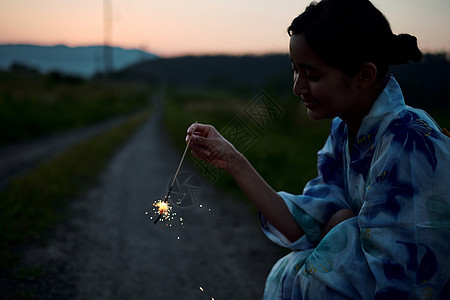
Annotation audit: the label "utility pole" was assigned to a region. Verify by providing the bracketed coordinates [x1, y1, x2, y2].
[103, 0, 113, 74]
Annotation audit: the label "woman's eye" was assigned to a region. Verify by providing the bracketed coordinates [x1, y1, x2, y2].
[307, 75, 320, 82]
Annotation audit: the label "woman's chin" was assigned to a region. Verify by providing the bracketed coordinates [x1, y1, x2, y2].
[306, 109, 326, 121]
[305, 106, 337, 121]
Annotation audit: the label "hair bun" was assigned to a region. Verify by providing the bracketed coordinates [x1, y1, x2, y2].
[389, 34, 423, 64]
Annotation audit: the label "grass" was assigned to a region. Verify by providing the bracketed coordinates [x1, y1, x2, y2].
[0, 70, 152, 145]
[0, 110, 151, 271]
[430, 111, 450, 132]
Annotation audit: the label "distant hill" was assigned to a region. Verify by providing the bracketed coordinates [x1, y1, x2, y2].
[0, 44, 158, 78]
[116, 53, 450, 110]
[115, 54, 293, 91]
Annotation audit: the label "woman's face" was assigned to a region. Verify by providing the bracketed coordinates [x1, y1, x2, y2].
[289, 34, 361, 122]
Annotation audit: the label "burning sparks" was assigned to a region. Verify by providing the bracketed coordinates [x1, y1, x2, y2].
[147, 198, 185, 228]
[150, 199, 176, 225]
[154, 199, 172, 219]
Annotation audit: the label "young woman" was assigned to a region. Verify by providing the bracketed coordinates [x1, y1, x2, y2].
[186, 0, 450, 298]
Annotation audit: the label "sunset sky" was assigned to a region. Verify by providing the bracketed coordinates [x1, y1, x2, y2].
[1, 0, 449, 57]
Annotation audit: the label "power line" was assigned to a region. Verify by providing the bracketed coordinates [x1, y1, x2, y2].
[103, 0, 113, 74]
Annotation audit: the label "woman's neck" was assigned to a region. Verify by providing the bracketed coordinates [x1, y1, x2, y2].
[344, 80, 385, 145]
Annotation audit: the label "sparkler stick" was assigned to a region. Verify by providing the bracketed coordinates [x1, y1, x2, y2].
[154, 121, 197, 225]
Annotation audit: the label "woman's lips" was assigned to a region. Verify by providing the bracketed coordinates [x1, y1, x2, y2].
[302, 100, 319, 110]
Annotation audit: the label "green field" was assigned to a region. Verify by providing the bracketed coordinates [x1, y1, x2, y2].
[0, 71, 151, 145]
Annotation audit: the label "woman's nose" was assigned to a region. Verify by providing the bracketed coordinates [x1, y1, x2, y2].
[293, 76, 309, 97]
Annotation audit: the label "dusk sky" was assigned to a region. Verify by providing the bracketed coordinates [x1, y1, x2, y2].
[1, 0, 449, 57]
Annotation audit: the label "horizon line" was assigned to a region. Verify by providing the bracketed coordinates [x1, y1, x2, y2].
[1, 42, 449, 59]
[0, 42, 292, 58]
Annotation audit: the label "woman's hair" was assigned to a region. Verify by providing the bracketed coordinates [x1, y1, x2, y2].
[288, 0, 423, 80]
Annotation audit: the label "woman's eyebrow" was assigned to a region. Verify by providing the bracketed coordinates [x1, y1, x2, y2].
[297, 63, 317, 70]
[290, 59, 318, 71]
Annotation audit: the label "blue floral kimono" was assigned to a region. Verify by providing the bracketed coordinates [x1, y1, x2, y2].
[260, 76, 450, 299]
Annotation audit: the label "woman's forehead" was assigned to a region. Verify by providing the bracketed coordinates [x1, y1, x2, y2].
[289, 35, 323, 68]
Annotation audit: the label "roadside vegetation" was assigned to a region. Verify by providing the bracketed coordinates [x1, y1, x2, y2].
[0, 69, 150, 146]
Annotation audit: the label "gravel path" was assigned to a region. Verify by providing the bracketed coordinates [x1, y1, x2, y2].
[0, 113, 136, 191]
[12, 101, 284, 299]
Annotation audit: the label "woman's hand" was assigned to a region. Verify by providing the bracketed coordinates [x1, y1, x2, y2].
[186, 123, 241, 172]
[321, 209, 356, 238]
[186, 122, 304, 242]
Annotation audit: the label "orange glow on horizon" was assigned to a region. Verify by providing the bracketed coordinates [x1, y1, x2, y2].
[1, 0, 449, 57]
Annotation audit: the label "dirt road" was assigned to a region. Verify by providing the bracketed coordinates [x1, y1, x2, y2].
[14, 105, 284, 299]
[0, 113, 135, 191]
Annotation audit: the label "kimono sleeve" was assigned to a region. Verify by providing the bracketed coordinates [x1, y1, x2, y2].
[359, 112, 450, 299]
[260, 118, 353, 250]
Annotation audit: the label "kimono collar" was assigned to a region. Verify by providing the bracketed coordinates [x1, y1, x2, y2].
[357, 75, 406, 136]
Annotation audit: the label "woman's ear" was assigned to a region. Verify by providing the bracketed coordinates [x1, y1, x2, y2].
[357, 62, 377, 88]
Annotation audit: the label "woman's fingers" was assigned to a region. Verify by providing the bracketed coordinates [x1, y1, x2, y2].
[189, 136, 217, 157]
[187, 123, 211, 136]
[185, 123, 237, 171]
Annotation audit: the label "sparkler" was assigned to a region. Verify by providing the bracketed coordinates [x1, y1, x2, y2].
[154, 121, 197, 225]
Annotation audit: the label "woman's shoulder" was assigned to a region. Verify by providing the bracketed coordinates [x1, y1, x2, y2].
[383, 106, 446, 141]
[377, 106, 449, 170]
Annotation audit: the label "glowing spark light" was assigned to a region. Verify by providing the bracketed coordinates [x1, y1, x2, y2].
[154, 199, 172, 219]
[150, 198, 178, 225]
